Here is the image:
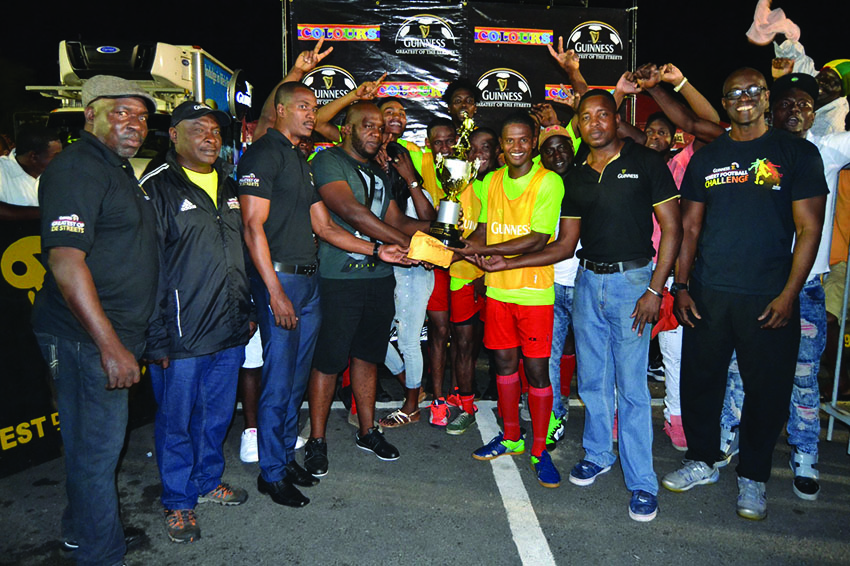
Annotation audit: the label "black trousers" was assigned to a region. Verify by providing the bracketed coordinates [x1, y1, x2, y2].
[681, 281, 800, 482]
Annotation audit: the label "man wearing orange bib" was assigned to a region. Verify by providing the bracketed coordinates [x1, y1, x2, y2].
[456, 113, 564, 487]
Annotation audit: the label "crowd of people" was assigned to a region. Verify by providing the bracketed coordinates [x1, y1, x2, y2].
[2, 11, 849, 566]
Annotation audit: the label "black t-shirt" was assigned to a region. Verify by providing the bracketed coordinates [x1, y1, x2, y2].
[561, 138, 679, 263]
[236, 128, 320, 265]
[32, 131, 159, 345]
[681, 128, 828, 295]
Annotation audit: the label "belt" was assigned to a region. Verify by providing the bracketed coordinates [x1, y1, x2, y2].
[579, 257, 650, 274]
[272, 261, 317, 276]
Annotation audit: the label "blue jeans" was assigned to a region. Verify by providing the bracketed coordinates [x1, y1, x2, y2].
[385, 265, 434, 387]
[721, 278, 824, 456]
[252, 272, 321, 483]
[549, 283, 574, 419]
[35, 332, 143, 566]
[573, 264, 657, 494]
[149, 346, 244, 509]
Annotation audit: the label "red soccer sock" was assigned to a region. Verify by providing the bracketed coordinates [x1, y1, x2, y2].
[560, 354, 576, 397]
[460, 394, 475, 415]
[528, 385, 553, 457]
[497, 373, 521, 441]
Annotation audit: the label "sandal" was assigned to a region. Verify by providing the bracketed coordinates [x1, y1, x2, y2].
[378, 409, 421, 428]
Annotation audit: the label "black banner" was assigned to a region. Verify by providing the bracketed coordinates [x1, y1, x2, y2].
[0, 221, 61, 477]
[289, 1, 630, 141]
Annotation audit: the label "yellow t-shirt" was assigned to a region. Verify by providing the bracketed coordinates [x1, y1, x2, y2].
[183, 167, 218, 208]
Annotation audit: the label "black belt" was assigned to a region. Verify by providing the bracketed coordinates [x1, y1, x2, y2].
[579, 257, 650, 274]
[272, 261, 317, 276]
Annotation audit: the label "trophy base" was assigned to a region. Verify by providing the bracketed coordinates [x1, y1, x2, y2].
[429, 222, 464, 249]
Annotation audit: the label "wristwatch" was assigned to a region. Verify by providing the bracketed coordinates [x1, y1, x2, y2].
[670, 282, 689, 296]
[409, 180, 420, 189]
[372, 242, 381, 259]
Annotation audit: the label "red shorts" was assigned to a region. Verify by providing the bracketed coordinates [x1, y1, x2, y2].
[450, 283, 485, 324]
[483, 299, 553, 358]
[427, 267, 450, 312]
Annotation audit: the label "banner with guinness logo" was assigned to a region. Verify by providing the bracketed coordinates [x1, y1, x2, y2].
[290, 0, 465, 145]
[289, 1, 630, 142]
[468, 4, 629, 128]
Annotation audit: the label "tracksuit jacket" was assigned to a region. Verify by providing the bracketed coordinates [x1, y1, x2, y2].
[141, 150, 252, 361]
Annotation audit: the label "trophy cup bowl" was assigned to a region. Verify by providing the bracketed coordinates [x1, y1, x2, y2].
[429, 156, 478, 248]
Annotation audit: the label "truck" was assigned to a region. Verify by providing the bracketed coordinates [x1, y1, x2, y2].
[27, 40, 253, 175]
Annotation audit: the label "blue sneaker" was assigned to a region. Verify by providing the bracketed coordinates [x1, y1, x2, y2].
[568, 459, 611, 486]
[530, 450, 560, 488]
[472, 433, 525, 461]
[629, 490, 658, 522]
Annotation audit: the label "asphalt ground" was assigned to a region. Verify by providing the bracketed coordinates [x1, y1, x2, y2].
[2, 369, 849, 566]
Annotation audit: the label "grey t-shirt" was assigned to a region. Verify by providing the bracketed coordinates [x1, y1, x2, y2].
[311, 146, 394, 279]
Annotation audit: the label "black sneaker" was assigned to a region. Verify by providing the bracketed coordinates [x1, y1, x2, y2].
[285, 461, 320, 487]
[304, 438, 329, 478]
[355, 428, 400, 461]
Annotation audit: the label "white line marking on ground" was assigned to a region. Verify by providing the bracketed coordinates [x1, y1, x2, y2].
[476, 401, 557, 566]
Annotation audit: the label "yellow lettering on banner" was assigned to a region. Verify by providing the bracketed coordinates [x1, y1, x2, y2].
[0, 414, 61, 450]
[0, 426, 16, 449]
[31, 416, 47, 438]
[16, 422, 32, 444]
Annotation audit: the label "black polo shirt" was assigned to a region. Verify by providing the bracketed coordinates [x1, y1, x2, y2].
[237, 128, 319, 265]
[561, 138, 678, 263]
[32, 131, 159, 345]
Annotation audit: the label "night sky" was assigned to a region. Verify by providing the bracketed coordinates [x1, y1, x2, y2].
[1, 0, 844, 136]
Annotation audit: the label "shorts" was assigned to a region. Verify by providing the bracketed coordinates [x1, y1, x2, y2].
[427, 267, 450, 312]
[483, 298, 553, 358]
[242, 328, 263, 369]
[450, 283, 485, 324]
[312, 276, 396, 374]
[824, 262, 847, 318]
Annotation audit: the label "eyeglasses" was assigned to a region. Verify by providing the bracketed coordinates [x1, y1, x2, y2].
[775, 98, 814, 111]
[723, 85, 767, 101]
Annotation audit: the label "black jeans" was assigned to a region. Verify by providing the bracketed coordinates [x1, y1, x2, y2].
[680, 281, 800, 482]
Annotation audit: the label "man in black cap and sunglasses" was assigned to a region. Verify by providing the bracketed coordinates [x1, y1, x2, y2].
[664, 68, 828, 520]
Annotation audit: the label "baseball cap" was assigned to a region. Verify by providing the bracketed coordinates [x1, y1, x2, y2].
[538, 125, 571, 149]
[81, 75, 157, 114]
[772, 73, 819, 102]
[170, 101, 231, 128]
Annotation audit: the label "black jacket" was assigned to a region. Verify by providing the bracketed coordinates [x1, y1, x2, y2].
[141, 150, 252, 360]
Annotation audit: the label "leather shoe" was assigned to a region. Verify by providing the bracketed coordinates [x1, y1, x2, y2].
[257, 475, 309, 508]
[304, 437, 329, 477]
[285, 461, 320, 487]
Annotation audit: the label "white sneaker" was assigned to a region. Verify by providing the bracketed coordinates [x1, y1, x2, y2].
[240, 428, 258, 463]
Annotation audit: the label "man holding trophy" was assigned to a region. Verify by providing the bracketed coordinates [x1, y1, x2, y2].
[451, 112, 565, 488]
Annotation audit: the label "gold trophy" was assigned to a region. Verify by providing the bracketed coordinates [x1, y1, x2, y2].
[429, 111, 480, 247]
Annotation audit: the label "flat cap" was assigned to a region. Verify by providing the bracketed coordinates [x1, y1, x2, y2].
[81, 75, 157, 114]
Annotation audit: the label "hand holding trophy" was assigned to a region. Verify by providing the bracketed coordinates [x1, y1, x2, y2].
[429, 111, 480, 247]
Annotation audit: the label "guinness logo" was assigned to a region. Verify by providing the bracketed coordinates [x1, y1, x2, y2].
[302, 65, 357, 105]
[565, 21, 624, 61]
[477, 69, 532, 109]
[395, 14, 457, 56]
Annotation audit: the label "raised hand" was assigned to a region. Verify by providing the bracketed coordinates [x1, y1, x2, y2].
[771, 57, 794, 80]
[634, 63, 661, 90]
[355, 72, 388, 100]
[616, 72, 642, 95]
[293, 37, 334, 74]
[531, 103, 561, 127]
[547, 37, 581, 73]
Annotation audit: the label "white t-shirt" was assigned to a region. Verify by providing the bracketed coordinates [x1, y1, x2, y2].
[0, 151, 39, 206]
